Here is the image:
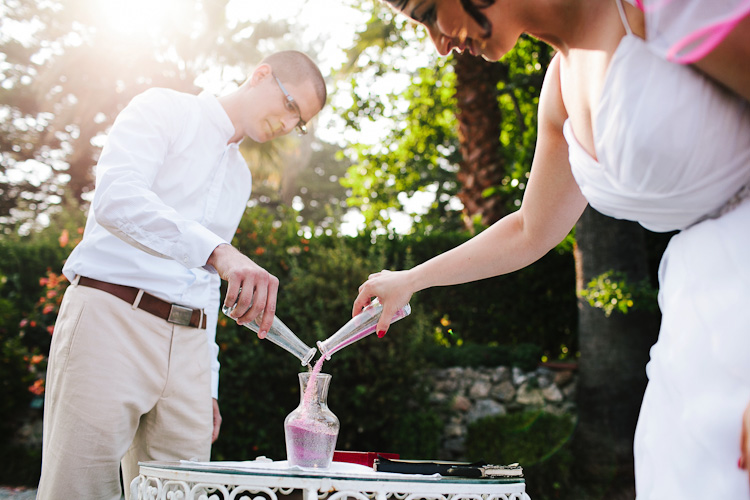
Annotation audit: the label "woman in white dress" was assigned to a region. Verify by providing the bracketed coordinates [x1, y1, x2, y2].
[351, 0, 750, 497]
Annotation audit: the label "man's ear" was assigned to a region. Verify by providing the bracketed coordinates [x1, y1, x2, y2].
[249, 63, 272, 86]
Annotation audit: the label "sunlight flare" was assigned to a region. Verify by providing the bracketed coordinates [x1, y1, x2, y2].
[96, 0, 184, 39]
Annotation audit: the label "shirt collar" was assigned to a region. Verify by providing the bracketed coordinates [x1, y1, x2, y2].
[198, 91, 239, 145]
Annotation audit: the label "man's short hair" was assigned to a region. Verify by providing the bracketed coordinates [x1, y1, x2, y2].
[261, 51, 327, 109]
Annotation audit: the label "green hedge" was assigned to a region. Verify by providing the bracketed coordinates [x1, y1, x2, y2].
[0, 205, 577, 484]
[465, 411, 576, 500]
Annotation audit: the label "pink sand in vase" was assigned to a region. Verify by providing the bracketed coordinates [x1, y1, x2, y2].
[285, 419, 338, 468]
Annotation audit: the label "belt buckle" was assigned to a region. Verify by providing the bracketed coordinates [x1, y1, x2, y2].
[167, 304, 193, 326]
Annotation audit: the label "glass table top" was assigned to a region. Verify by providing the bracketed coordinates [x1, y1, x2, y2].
[139, 460, 525, 485]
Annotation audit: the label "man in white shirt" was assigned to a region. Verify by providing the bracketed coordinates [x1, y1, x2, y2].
[36, 50, 327, 500]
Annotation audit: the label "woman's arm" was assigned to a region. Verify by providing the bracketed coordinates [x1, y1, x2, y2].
[354, 55, 589, 333]
[692, 14, 750, 102]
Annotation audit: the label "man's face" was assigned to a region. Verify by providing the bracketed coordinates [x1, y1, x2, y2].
[248, 70, 322, 143]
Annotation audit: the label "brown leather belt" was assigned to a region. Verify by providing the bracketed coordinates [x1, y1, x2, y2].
[78, 276, 207, 329]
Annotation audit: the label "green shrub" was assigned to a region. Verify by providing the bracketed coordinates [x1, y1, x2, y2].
[465, 411, 576, 500]
[0, 443, 43, 487]
[0, 267, 56, 487]
[0, 204, 578, 480]
[357, 232, 578, 361]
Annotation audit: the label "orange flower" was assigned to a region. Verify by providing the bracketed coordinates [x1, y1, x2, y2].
[30, 355, 45, 365]
[43, 304, 54, 315]
[254, 247, 266, 256]
[29, 379, 44, 395]
[59, 229, 69, 247]
[46, 325, 54, 335]
[46, 290, 57, 299]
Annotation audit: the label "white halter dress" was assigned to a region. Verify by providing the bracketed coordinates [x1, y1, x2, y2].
[562, 1, 750, 498]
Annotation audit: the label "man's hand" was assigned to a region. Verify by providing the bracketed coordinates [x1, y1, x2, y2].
[207, 243, 278, 338]
[212, 398, 222, 443]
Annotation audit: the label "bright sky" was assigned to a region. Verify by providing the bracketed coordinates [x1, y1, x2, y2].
[91, 0, 434, 152]
[2, 0, 441, 235]
[227, 0, 371, 74]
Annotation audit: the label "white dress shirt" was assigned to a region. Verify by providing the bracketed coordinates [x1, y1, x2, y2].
[64, 88, 252, 399]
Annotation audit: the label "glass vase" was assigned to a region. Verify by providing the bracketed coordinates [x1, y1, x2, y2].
[284, 372, 340, 469]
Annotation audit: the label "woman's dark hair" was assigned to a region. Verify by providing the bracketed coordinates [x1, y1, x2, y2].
[385, 0, 496, 39]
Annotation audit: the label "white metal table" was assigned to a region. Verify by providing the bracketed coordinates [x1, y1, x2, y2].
[131, 460, 530, 500]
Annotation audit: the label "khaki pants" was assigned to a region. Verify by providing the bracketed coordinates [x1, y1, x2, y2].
[37, 283, 212, 500]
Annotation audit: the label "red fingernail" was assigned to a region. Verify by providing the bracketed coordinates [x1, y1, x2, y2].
[377, 330, 386, 338]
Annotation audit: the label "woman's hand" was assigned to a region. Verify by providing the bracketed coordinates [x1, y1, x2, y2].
[353, 269, 416, 337]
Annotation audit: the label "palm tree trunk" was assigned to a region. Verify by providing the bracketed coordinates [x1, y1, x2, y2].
[453, 52, 507, 229]
[573, 206, 660, 498]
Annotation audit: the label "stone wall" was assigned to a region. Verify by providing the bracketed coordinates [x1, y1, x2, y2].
[424, 364, 578, 460]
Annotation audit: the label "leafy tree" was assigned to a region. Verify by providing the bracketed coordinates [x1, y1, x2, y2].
[0, 0, 347, 233]
[453, 36, 552, 228]
[250, 138, 352, 237]
[340, 56, 464, 233]
[337, 3, 552, 235]
[335, 4, 464, 233]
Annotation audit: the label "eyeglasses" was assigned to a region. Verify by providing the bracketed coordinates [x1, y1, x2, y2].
[273, 74, 308, 136]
